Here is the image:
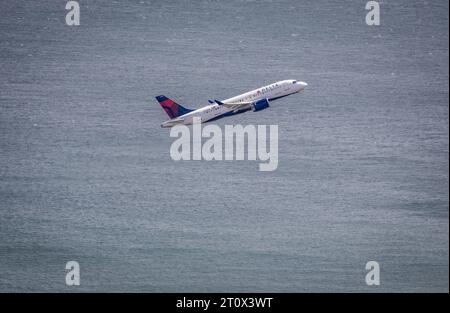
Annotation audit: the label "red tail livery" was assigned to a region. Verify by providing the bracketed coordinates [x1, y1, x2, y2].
[155, 95, 194, 119]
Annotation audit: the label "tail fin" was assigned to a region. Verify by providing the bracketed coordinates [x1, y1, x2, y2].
[155, 95, 193, 119]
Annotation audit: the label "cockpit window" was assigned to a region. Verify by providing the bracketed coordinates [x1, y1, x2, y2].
[292, 80, 297, 84]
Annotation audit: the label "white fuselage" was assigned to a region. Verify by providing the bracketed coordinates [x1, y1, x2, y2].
[161, 79, 307, 127]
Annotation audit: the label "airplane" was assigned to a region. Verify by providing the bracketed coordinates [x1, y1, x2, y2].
[155, 79, 308, 127]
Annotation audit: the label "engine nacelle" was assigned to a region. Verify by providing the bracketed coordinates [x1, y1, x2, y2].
[252, 98, 270, 112]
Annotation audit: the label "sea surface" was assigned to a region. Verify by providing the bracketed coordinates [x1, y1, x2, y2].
[0, 0, 448, 292]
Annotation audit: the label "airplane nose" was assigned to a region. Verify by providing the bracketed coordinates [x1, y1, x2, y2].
[297, 81, 308, 90]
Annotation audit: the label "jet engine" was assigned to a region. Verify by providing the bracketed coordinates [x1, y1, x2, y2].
[252, 98, 270, 112]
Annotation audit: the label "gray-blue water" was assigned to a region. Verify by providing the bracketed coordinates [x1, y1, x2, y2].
[0, 0, 448, 292]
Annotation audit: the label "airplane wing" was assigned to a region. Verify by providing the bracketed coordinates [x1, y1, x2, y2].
[214, 99, 252, 111]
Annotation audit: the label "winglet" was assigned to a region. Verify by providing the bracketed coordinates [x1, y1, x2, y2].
[208, 99, 214, 104]
[214, 99, 225, 106]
